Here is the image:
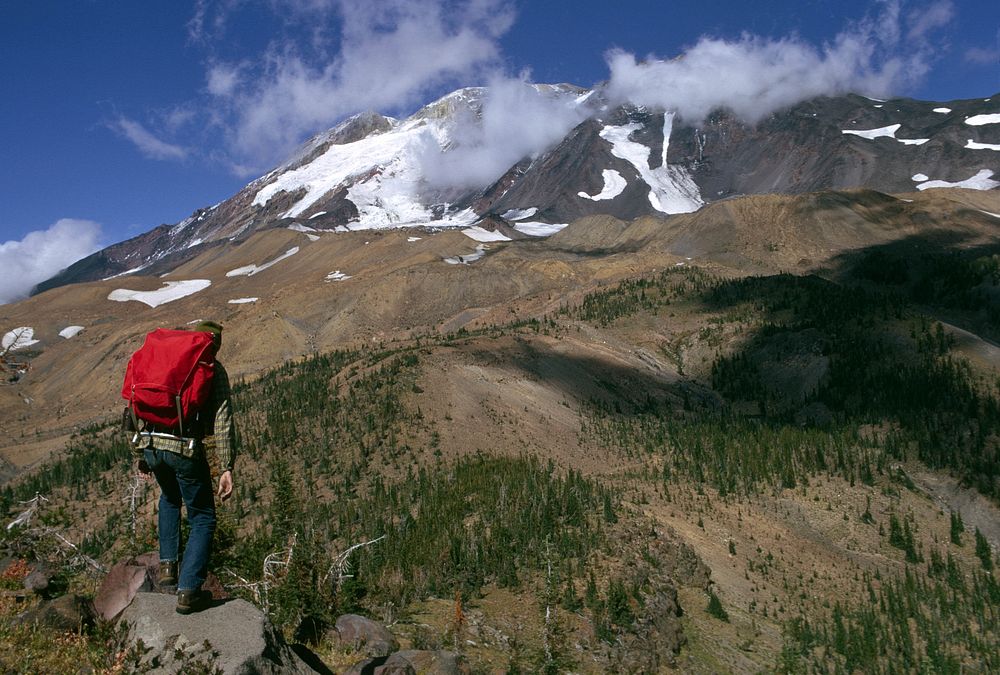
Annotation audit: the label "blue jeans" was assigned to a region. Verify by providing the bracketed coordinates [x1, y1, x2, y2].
[144, 448, 216, 591]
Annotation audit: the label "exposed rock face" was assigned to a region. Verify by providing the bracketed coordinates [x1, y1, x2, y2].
[120, 593, 316, 674]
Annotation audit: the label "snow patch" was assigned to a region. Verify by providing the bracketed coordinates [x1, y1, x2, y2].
[842, 124, 900, 139]
[965, 113, 1000, 126]
[3, 327, 39, 351]
[500, 207, 538, 221]
[462, 227, 511, 242]
[578, 169, 627, 201]
[228, 297, 259, 304]
[308, 211, 327, 219]
[916, 169, 1000, 191]
[966, 140, 1000, 151]
[59, 326, 84, 339]
[912, 173, 930, 181]
[599, 116, 703, 214]
[102, 265, 150, 281]
[108, 280, 211, 308]
[407, 236, 422, 242]
[226, 247, 300, 277]
[514, 221, 569, 237]
[933, 108, 951, 113]
[980, 210, 1000, 219]
[444, 244, 487, 265]
[842, 124, 928, 145]
[325, 270, 352, 282]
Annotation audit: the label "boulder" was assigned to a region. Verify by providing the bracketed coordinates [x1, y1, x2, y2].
[23, 568, 51, 595]
[119, 592, 318, 674]
[16, 594, 95, 632]
[379, 650, 470, 675]
[332, 613, 399, 658]
[94, 553, 230, 621]
[93, 555, 158, 620]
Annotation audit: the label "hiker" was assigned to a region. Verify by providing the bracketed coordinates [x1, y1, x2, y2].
[124, 320, 236, 615]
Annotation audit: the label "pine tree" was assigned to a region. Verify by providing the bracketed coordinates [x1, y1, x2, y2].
[950, 511, 965, 545]
[975, 528, 994, 570]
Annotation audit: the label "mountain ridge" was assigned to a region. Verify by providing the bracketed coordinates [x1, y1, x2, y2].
[33, 86, 999, 293]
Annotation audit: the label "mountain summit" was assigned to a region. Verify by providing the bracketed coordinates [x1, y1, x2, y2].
[37, 86, 999, 292]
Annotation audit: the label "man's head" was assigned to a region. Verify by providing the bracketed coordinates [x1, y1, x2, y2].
[194, 320, 223, 349]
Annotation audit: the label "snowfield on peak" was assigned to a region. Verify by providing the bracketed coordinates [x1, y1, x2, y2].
[599, 114, 703, 215]
[253, 116, 466, 230]
[578, 169, 627, 201]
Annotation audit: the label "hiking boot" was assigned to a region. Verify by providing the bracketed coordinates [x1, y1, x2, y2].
[159, 560, 177, 587]
[175, 588, 212, 615]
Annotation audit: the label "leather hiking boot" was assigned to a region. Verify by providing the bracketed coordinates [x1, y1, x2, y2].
[159, 560, 178, 587]
[176, 588, 212, 615]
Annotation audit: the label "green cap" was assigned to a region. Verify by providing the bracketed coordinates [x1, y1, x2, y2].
[194, 320, 223, 347]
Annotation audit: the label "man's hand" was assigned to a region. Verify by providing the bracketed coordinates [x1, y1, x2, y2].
[136, 458, 153, 481]
[218, 470, 234, 502]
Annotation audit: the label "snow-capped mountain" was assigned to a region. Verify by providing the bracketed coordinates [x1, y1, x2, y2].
[36, 85, 999, 292]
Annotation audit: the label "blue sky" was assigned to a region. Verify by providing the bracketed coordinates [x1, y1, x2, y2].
[0, 0, 997, 303]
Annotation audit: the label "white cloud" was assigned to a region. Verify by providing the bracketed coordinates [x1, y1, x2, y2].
[109, 116, 190, 161]
[0, 219, 103, 305]
[205, 0, 515, 172]
[418, 76, 590, 190]
[604, 0, 949, 125]
[906, 0, 954, 40]
[965, 46, 1000, 66]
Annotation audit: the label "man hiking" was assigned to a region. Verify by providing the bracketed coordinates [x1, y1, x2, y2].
[124, 320, 236, 614]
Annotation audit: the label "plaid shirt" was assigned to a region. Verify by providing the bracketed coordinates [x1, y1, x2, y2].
[129, 361, 237, 472]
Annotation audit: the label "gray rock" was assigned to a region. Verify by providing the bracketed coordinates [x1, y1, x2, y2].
[379, 650, 470, 675]
[332, 614, 399, 658]
[16, 594, 95, 632]
[23, 569, 50, 594]
[119, 592, 318, 674]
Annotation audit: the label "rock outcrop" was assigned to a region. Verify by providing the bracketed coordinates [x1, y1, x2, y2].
[120, 592, 316, 674]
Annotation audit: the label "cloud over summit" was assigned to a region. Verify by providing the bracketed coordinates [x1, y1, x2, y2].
[604, 0, 951, 124]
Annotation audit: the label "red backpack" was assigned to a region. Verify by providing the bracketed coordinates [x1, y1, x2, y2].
[121, 328, 217, 436]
